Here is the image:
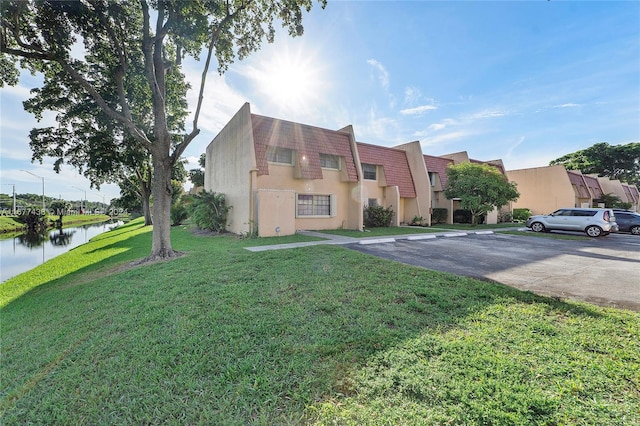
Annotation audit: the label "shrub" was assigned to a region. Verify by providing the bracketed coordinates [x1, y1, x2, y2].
[170, 203, 189, 226]
[410, 215, 424, 226]
[453, 209, 472, 224]
[189, 191, 231, 232]
[513, 208, 531, 222]
[363, 205, 394, 228]
[498, 210, 513, 223]
[15, 211, 49, 232]
[431, 208, 448, 224]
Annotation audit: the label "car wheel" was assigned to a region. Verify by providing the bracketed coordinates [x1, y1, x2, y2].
[530, 222, 545, 233]
[631, 226, 640, 235]
[585, 225, 603, 237]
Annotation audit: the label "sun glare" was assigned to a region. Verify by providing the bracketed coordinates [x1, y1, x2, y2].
[251, 45, 326, 114]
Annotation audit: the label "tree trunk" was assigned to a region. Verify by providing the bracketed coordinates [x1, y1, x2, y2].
[141, 190, 152, 226]
[146, 147, 180, 261]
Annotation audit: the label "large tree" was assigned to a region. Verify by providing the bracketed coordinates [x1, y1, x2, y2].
[550, 142, 640, 187]
[25, 39, 189, 227]
[445, 162, 520, 225]
[1, 0, 323, 261]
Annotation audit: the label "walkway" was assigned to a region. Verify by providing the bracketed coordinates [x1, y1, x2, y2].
[244, 227, 527, 252]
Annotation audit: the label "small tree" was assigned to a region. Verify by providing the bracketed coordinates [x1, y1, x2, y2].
[48, 200, 72, 227]
[190, 191, 231, 232]
[189, 153, 206, 188]
[445, 162, 520, 226]
[595, 193, 631, 209]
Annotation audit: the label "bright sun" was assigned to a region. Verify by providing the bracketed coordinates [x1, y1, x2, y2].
[251, 45, 326, 113]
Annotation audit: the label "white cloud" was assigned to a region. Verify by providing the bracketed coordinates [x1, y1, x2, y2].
[505, 136, 525, 158]
[552, 103, 581, 108]
[367, 59, 389, 90]
[404, 86, 421, 105]
[420, 130, 474, 147]
[428, 123, 446, 131]
[466, 110, 507, 120]
[352, 106, 400, 144]
[399, 104, 437, 115]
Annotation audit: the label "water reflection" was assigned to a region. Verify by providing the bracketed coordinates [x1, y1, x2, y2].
[1, 220, 123, 283]
[18, 231, 48, 248]
[49, 228, 75, 246]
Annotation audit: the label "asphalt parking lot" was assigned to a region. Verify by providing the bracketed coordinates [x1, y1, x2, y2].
[348, 232, 640, 311]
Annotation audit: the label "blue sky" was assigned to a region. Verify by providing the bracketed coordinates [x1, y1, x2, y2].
[1, 0, 639, 204]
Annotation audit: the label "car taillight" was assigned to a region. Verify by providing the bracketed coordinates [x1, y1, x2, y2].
[603, 211, 610, 222]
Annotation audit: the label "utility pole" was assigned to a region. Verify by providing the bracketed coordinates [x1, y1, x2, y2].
[21, 170, 45, 210]
[72, 186, 87, 213]
[3, 184, 16, 214]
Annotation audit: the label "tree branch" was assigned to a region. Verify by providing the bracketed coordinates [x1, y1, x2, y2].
[191, 1, 252, 133]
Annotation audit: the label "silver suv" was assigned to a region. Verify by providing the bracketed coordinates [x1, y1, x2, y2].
[526, 208, 616, 237]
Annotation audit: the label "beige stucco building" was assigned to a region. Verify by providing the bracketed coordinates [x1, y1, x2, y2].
[206, 103, 437, 236]
[507, 165, 639, 214]
[422, 152, 507, 224]
[206, 104, 518, 236]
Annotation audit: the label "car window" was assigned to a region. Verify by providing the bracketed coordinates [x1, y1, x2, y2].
[572, 210, 596, 217]
[552, 210, 571, 216]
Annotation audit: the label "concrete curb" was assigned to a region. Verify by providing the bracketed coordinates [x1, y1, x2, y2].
[246, 227, 528, 252]
[444, 232, 468, 238]
[405, 235, 437, 241]
[359, 238, 396, 245]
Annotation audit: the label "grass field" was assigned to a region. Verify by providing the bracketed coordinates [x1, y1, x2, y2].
[1, 218, 638, 425]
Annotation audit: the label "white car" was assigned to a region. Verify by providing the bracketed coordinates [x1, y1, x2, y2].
[525, 208, 616, 237]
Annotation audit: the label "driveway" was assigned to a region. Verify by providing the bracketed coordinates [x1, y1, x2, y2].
[348, 232, 640, 311]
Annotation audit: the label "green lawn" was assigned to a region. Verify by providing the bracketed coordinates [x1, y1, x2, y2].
[2, 218, 638, 425]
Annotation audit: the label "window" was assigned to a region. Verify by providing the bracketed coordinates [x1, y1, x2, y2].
[297, 194, 331, 216]
[267, 146, 293, 164]
[362, 163, 377, 180]
[320, 153, 340, 169]
[368, 198, 378, 207]
[428, 172, 436, 187]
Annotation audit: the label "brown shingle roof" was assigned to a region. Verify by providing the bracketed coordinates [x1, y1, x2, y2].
[583, 175, 603, 199]
[423, 154, 454, 188]
[630, 185, 640, 203]
[567, 171, 591, 198]
[357, 142, 416, 198]
[622, 184, 634, 203]
[251, 114, 358, 181]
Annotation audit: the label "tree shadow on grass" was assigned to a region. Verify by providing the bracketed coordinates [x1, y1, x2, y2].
[2, 236, 635, 425]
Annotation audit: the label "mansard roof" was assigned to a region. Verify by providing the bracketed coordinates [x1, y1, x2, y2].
[423, 154, 454, 187]
[251, 114, 359, 181]
[357, 142, 417, 198]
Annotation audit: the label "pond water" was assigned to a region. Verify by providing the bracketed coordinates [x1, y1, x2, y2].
[1, 220, 123, 283]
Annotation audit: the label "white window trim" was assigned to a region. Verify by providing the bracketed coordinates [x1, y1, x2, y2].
[362, 163, 377, 180]
[266, 146, 295, 165]
[295, 193, 335, 218]
[320, 154, 341, 170]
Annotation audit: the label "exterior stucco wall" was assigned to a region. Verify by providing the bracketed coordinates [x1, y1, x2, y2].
[205, 103, 255, 235]
[340, 125, 365, 231]
[507, 165, 575, 215]
[597, 177, 627, 202]
[394, 141, 431, 225]
[439, 151, 470, 164]
[255, 189, 296, 237]
[257, 164, 359, 232]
